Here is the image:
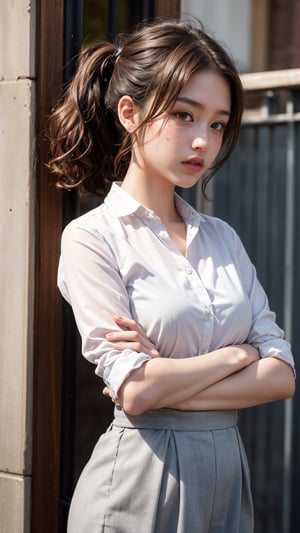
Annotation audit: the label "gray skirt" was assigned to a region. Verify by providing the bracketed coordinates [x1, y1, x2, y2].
[67, 407, 253, 533]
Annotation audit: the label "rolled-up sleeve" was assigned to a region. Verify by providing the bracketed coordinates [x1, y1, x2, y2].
[58, 223, 150, 397]
[234, 230, 296, 376]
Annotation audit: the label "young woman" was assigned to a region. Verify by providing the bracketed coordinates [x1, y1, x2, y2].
[49, 19, 295, 533]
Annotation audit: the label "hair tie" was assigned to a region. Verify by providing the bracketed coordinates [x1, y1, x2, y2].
[102, 47, 122, 91]
[113, 46, 122, 63]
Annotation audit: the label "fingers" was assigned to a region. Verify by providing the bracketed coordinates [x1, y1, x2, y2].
[111, 341, 145, 352]
[113, 315, 146, 335]
[106, 317, 150, 346]
[106, 329, 144, 343]
[106, 337, 160, 358]
[112, 342, 160, 358]
[105, 315, 160, 358]
[102, 386, 120, 405]
[102, 386, 111, 398]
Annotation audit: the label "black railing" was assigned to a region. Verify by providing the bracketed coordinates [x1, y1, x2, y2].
[214, 79, 300, 533]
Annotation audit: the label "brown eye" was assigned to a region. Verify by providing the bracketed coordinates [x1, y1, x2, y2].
[174, 112, 193, 122]
[211, 122, 226, 132]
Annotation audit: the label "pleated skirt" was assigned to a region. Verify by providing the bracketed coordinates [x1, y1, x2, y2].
[67, 407, 254, 533]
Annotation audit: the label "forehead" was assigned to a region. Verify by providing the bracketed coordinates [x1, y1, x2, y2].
[178, 70, 231, 112]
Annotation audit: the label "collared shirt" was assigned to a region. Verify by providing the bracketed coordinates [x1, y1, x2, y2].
[58, 183, 295, 397]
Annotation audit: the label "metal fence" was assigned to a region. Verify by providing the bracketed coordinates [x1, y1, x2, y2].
[212, 71, 300, 533]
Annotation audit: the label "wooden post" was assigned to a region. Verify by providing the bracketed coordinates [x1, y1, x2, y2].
[31, 0, 64, 531]
[155, 0, 180, 18]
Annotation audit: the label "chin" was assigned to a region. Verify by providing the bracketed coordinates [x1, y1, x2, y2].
[175, 177, 202, 189]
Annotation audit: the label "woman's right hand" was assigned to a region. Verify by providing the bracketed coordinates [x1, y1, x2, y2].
[103, 316, 159, 407]
[105, 315, 160, 358]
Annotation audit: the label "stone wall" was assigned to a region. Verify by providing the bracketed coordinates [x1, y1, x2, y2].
[0, 1, 36, 531]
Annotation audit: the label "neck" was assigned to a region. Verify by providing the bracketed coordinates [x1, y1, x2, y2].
[121, 167, 181, 223]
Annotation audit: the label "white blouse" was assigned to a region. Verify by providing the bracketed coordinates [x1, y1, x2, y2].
[58, 183, 295, 397]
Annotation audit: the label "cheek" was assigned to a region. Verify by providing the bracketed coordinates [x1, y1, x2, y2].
[211, 136, 223, 157]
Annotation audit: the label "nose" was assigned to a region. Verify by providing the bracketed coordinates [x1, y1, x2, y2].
[191, 127, 209, 151]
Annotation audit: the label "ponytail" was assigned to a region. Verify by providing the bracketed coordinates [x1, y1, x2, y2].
[48, 43, 123, 196]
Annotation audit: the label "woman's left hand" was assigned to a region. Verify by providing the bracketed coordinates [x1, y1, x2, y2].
[103, 315, 160, 405]
[105, 315, 160, 358]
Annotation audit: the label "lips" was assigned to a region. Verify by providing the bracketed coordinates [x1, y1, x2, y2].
[181, 157, 205, 173]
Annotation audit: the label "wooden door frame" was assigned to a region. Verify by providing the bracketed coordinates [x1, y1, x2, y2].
[155, 0, 180, 18]
[31, 1, 180, 531]
[31, 0, 64, 531]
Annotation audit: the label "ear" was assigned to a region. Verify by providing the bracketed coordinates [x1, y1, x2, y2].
[118, 95, 140, 133]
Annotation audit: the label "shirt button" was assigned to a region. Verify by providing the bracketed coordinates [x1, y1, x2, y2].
[205, 311, 212, 319]
[160, 231, 168, 238]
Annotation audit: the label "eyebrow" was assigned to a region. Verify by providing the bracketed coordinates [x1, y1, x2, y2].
[176, 96, 231, 117]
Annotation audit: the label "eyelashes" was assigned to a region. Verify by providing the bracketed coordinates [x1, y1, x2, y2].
[172, 111, 193, 122]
